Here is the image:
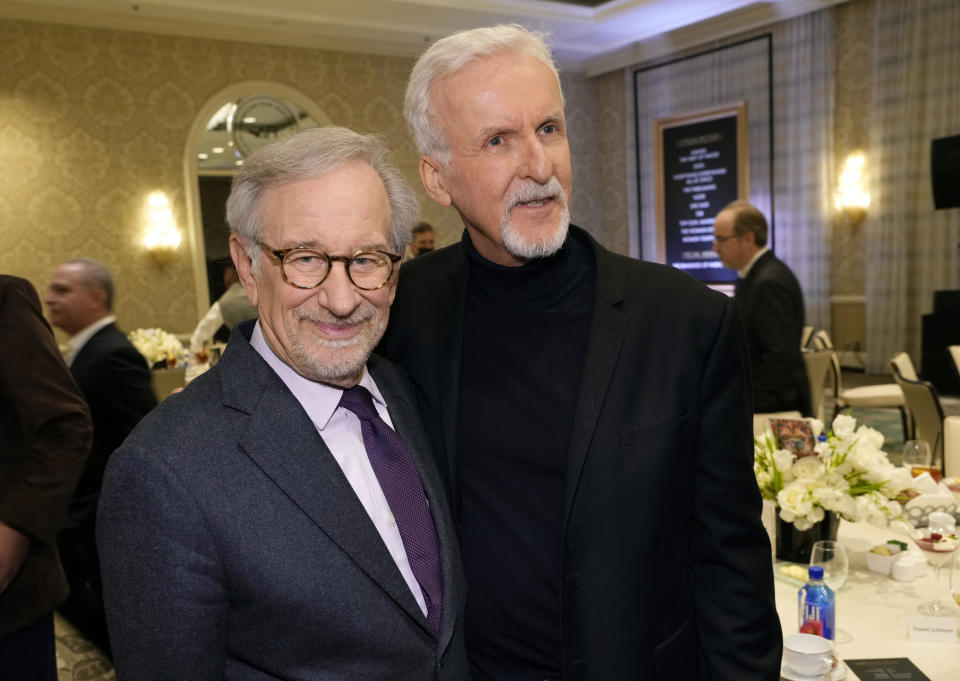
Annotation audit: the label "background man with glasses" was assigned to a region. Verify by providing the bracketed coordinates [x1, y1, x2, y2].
[96, 126, 469, 681]
[712, 199, 811, 415]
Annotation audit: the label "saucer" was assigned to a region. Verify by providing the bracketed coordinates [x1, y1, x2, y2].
[781, 659, 846, 681]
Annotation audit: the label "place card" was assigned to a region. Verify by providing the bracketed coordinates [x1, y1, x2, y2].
[845, 658, 932, 680]
[907, 615, 958, 643]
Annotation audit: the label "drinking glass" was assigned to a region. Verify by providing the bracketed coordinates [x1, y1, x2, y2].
[951, 551, 960, 610]
[810, 540, 851, 642]
[907, 511, 958, 616]
[903, 440, 938, 481]
[810, 540, 849, 591]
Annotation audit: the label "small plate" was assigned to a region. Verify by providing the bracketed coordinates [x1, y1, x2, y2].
[781, 659, 846, 681]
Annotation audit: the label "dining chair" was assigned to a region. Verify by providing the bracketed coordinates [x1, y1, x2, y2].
[823, 339, 908, 439]
[944, 415, 960, 479]
[801, 325, 814, 350]
[803, 349, 834, 423]
[890, 351, 945, 474]
[949, 345, 960, 380]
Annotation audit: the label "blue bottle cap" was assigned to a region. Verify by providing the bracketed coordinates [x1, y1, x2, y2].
[808, 565, 824, 580]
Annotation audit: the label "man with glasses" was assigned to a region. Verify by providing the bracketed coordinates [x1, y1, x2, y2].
[96, 127, 469, 681]
[713, 199, 811, 415]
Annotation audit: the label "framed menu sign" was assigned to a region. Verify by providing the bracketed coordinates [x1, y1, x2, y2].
[653, 103, 749, 284]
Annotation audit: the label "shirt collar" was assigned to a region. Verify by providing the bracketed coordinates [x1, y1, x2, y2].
[67, 314, 116, 364]
[248, 321, 384, 430]
[738, 246, 769, 279]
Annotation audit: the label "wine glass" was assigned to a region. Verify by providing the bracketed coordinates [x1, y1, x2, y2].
[903, 440, 938, 481]
[951, 551, 960, 610]
[810, 540, 851, 642]
[907, 511, 958, 615]
[810, 540, 849, 591]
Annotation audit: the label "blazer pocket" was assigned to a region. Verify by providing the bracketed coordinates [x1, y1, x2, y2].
[619, 414, 690, 447]
[653, 615, 698, 680]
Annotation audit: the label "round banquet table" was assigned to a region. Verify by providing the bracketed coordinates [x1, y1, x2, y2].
[773, 520, 960, 680]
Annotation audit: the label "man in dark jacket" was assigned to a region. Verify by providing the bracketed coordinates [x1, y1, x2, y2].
[713, 200, 811, 415]
[45, 258, 157, 654]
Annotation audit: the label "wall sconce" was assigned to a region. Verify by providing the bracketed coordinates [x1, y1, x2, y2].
[835, 151, 870, 225]
[143, 192, 181, 264]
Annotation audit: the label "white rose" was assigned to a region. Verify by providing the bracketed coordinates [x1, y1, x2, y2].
[832, 414, 857, 437]
[778, 482, 814, 518]
[856, 425, 885, 451]
[792, 456, 825, 480]
[773, 449, 796, 476]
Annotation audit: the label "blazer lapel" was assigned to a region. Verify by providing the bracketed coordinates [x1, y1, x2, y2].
[562, 238, 630, 531]
[219, 336, 429, 633]
[434, 252, 468, 513]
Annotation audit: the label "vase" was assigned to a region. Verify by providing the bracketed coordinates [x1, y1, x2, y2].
[775, 511, 839, 563]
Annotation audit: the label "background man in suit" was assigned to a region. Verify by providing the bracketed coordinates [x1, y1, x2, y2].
[712, 200, 811, 415]
[96, 126, 469, 680]
[379, 24, 781, 681]
[44, 257, 158, 654]
[1, 274, 91, 679]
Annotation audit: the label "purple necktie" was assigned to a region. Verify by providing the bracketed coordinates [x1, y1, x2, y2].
[339, 386, 443, 634]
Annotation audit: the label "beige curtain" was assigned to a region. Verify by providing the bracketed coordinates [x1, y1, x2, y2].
[864, 0, 960, 374]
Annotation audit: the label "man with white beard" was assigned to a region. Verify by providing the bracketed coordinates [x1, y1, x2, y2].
[379, 24, 781, 681]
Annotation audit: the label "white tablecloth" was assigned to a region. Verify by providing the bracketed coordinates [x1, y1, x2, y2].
[774, 520, 960, 680]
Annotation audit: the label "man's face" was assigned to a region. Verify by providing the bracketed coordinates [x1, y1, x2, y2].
[231, 162, 397, 388]
[421, 51, 572, 266]
[412, 230, 435, 256]
[712, 209, 752, 271]
[45, 263, 107, 335]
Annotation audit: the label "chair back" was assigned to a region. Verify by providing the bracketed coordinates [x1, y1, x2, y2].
[803, 350, 834, 423]
[945, 415, 960, 479]
[813, 329, 834, 350]
[801, 326, 814, 350]
[890, 351, 918, 381]
[949, 345, 960, 380]
[890, 353, 945, 471]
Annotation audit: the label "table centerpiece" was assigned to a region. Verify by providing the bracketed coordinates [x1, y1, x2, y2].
[755, 414, 914, 562]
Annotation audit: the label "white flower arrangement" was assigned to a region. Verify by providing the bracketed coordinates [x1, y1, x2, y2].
[128, 327, 186, 367]
[755, 414, 915, 531]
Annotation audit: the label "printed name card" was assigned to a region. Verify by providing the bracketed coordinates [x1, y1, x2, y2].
[908, 615, 957, 643]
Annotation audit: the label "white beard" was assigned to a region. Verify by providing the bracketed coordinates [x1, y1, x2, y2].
[500, 176, 570, 260]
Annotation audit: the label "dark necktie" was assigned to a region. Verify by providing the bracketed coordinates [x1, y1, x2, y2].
[339, 386, 443, 634]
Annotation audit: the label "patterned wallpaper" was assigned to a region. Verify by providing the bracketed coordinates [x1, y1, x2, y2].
[0, 18, 625, 338]
[832, 0, 874, 296]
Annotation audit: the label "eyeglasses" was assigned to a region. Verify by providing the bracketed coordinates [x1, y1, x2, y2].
[257, 242, 401, 291]
[712, 233, 742, 245]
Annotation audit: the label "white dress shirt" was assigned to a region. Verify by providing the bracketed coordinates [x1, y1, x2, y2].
[249, 322, 428, 616]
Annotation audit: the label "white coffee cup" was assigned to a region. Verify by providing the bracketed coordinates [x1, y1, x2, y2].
[783, 633, 835, 676]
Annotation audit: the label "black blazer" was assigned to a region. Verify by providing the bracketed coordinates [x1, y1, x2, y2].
[735, 250, 811, 415]
[97, 323, 470, 680]
[69, 322, 157, 521]
[379, 226, 782, 681]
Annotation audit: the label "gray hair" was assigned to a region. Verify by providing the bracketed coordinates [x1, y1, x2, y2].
[226, 126, 418, 259]
[721, 200, 769, 247]
[404, 24, 561, 162]
[65, 257, 115, 310]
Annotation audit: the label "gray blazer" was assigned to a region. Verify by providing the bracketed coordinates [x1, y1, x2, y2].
[97, 322, 470, 680]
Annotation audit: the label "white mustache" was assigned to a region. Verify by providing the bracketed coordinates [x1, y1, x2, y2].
[506, 177, 566, 209]
[294, 305, 375, 328]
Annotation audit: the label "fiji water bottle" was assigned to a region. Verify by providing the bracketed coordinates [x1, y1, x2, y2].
[798, 565, 835, 640]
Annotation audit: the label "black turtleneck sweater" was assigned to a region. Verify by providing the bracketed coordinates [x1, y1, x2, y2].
[458, 229, 595, 681]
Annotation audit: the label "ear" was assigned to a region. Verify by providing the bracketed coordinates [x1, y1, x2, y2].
[229, 235, 260, 307]
[419, 155, 452, 207]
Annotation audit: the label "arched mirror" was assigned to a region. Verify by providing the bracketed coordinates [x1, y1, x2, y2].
[184, 83, 330, 321]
